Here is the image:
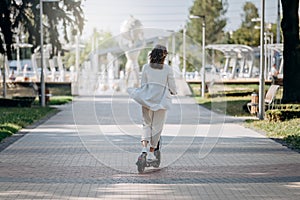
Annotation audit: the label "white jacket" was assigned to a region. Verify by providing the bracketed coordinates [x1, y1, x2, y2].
[127, 63, 177, 111]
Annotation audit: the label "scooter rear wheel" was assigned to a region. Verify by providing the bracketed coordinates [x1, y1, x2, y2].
[152, 150, 161, 168]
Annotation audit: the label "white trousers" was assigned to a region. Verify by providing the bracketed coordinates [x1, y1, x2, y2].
[142, 106, 167, 148]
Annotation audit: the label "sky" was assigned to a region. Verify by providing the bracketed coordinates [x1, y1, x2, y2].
[81, 0, 279, 38]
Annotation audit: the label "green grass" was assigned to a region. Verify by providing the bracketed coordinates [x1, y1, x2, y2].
[245, 118, 300, 150]
[47, 96, 73, 105]
[189, 83, 259, 96]
[191, 84, 252, 116]
[33, 96, 73, 106]
[0, 123, 19, 141]
[189, 83, 300, 151]
[195, 96, 251, 116]
[0, 96, 72, 142]
[0, 107, 56, 142]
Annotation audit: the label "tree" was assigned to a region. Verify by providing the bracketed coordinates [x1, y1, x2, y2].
[185, 0, 228, 72]
[0, 0, 84, 60]
[0, 0, 13, 58]
[241, 1, 259, 29]
[281, 0, 300, 103]
[230, 2, 260, 46]
[228, 2, 280, 47]
[188, 0, 228, 45]
[64, 29, 117, 69]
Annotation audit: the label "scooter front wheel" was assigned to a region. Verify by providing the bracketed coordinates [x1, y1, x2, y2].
[136, 153, 147, 173]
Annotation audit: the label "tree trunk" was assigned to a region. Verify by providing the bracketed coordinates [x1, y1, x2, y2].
[0, 0, 13, 60]
[281, 0, 300, 103]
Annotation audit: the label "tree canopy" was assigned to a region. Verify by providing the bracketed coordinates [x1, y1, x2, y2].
[228, 2, 279, 47]
[188, 0, 228, 45]
[183, 0, 228, 72]
[230, 2, 260, 46]
[64, 29, 117, 69]
[0, 0, 84, 60]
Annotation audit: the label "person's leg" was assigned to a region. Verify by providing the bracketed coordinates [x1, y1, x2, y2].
[272, 76, 275, 85]
[149, 109, 167, 152]
[141, 106, 152, 152]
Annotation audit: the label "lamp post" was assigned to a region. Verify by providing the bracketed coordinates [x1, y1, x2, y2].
[183, 26, 186, 79]
[166, 30, 176, 66]
[39, 0, 60, 107]
[251, 1, 266, 120]
[276, 0, 281, 44]
[264, 31, 273, 79]
[276, 0, 281, 68]
[0, 31, 6, 98]
[258, 0, 265, 120]
[1, 38, 6, 98]
[190, 15, 206, 98]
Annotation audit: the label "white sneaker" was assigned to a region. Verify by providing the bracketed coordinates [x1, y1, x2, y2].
[147, 152, 157, 161]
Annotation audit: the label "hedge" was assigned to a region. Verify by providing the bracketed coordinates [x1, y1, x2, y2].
[266, 106, 300, 122]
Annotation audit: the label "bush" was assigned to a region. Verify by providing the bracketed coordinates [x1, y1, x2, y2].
[284, 133, 300, 150]
[266, 109, 300, 122]
[0, 123, 20, 134]
[0, 97, 35, 107]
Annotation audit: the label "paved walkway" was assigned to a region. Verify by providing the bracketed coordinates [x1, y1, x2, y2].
[0, 95, 300, 200]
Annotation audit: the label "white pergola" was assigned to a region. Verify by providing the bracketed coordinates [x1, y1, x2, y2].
[266, 43, 283, 74]
[206, 44, 254, 78]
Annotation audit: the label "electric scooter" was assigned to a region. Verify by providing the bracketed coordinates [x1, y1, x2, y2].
[136, 139, 161, 173]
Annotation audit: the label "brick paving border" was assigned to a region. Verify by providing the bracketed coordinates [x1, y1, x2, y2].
[0, 96, 299, 200]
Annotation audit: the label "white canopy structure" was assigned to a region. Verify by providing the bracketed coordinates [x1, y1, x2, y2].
[206, 44, 255, 79]
[267, 43, 283, 74]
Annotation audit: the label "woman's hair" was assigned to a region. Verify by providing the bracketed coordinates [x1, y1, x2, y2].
[149, 44, 168, 69]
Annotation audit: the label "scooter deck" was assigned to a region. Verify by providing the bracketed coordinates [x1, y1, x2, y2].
[136, 139, 161, 173]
